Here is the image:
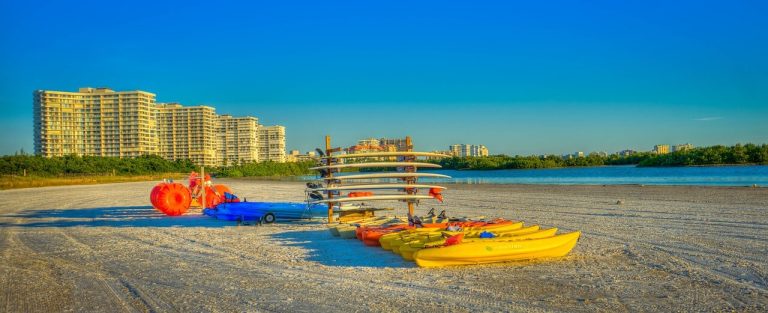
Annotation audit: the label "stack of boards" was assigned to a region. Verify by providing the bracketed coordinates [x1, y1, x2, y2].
[308, 151, 452, 206]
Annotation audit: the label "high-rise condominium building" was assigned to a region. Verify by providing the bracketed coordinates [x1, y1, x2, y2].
[653, 144, 670, 154]
[217, 115, 259, 166]
[35, 88, 287, 165]
[34, 87, 158, 157]
[156, 103, 218, 166]
[449, 144, 489, 157]
[258, 125, 286, 162]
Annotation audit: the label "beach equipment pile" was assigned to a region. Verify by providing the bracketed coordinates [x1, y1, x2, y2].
[314, 136, 580, 267]
[149, 171, 235, 216]
[329, 212, 580, 267]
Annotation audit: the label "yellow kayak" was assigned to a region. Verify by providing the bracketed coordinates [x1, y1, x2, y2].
[391, 225, 529, 254]
[386, 222, 527, 252]
[399, 227, 554, 261]
[413, 231, 581, 267]
[333, 217, 406, 239]
[328, 216, 390, 236]
[378, 216, 493, 246]
[382, 222, 524, 251]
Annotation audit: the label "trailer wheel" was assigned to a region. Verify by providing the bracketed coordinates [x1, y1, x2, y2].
[263, 213, 276, 224]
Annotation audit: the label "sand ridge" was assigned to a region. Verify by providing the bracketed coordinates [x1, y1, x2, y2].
[1, 180, 766, 312]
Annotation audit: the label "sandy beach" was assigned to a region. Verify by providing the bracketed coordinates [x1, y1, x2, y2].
[1, 180, 766, 312]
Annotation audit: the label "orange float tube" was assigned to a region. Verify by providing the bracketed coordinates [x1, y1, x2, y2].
[202, 186, 222, 209]
[348, 191, 374, 198]
[150, 182, 192, 216]
[213, 184, 232, 197]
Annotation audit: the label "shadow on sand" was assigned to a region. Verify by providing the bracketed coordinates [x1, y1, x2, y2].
[0, 206, 231, 228]
[271, 229, 417, 268]
[2, 206, 415, 267]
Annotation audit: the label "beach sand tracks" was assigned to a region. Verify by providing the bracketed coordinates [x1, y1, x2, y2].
[1, 180, 767, 311]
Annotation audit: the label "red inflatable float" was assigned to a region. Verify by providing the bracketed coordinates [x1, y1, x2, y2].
[202, 185, 221, 209]
[213, 184, 232, 196]
[150, 182, 192, 216]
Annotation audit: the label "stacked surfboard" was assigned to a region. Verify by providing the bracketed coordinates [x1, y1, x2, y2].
[307, 151, 452, 208]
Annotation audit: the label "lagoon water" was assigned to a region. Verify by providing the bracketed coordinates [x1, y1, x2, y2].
[302, 165, 768, 186]
[411, 165, 768, 186]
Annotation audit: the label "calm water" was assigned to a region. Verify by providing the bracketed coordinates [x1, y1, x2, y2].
[303, 165, 768, 186]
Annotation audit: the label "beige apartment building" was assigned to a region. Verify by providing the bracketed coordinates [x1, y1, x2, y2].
[449, 144, 489, 157]
[35, 88, 287, 165]
[156, 103, 218, 167]
[34, 87, 158, 157]
[258, 125, 286, 162]
[653, 144, 670, 154]
[217, 115, 259, 165]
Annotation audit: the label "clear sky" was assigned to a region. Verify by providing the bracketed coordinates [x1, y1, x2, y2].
[1, 0, 766, 156]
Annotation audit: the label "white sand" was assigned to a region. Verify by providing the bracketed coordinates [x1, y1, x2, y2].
[1, 180, 766, 312]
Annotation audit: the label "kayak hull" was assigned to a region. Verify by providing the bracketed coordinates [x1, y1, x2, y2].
[413, 231, 581, 267]
[400, 227, 556, 260]
[383, 222, 525, 251]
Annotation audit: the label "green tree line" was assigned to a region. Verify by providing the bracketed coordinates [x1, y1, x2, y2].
[0, 154, 197, 176]
[0, 155, 318, 177]
[2, 143, 766, 177]
[214, 161, 317, 177]
[434, 143, 768, 170]
[637, 143, 768, 166]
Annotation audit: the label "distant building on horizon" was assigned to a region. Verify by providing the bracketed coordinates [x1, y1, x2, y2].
[286, 150, 317, 163]
[34, 87, 287, 165]
[653, 144, 670, 154]
[428, 150, 452, 160]
[348, 138, 383, 154]
[357, 138, 380, 147]
[346, 137, 409, 157]
[379, 138, 410, 151]
[450, 144, 489, 157]
[619, 149, 636, 157]
[575, 151, 585, 158]
[673, 143, 694, 152]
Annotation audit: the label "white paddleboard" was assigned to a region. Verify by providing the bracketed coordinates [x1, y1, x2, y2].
[322, 151, 451, 159]
[310, 162, 441, 170]
[320, 172, 451, 181]
[310, 194, 436, 204]
[309, 184, 447, 192]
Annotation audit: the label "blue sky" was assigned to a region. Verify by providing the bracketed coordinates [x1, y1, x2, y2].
[1, 0, 766, 156]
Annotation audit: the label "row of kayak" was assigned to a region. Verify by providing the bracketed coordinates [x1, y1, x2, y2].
[328, 215, 580, 268]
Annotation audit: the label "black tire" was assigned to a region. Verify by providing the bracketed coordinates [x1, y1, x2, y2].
[263, 213, 276, 224]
